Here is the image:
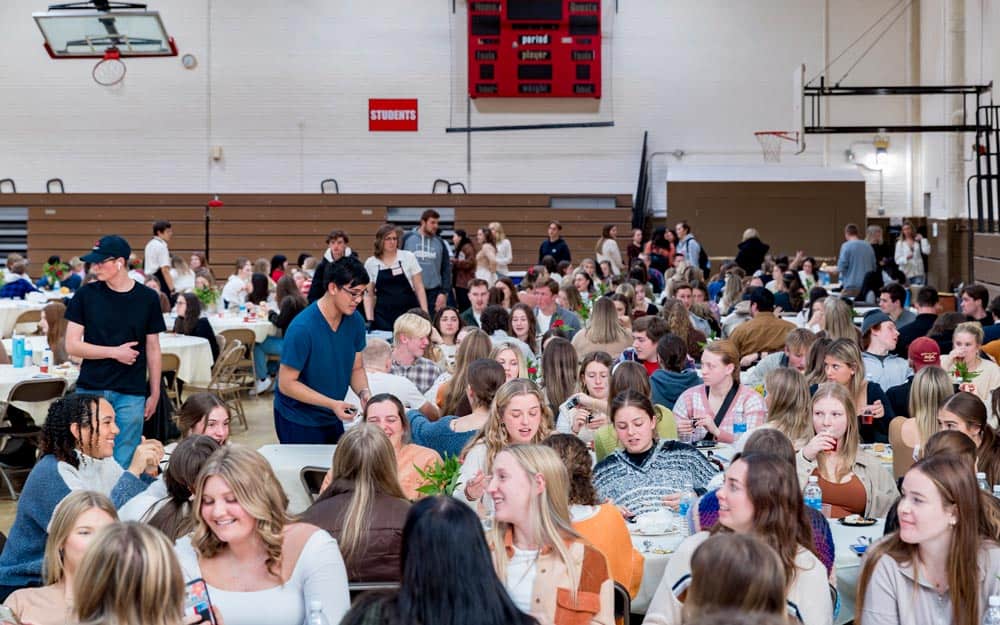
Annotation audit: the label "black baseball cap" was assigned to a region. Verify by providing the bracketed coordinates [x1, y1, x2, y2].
[81, 235, 131, 263]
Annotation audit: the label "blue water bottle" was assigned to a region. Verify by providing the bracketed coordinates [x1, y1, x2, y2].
[804, 476, 823, 512]
[12, 336, 24, 369]
[733, 412, 747, 437]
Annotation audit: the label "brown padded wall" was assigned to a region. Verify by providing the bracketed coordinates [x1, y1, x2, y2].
[665, 181, 866, 262]
[9, 193, 632, 274]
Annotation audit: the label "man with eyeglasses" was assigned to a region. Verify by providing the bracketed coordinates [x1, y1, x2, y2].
[65, 235, 167, 468]
[274, 256, 373, 444]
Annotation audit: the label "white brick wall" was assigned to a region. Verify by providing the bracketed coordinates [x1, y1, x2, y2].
[0, 0, 993, 221]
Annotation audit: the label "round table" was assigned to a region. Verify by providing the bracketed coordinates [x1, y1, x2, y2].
[0, 363, 79, 422]
[206, 313, 276, 344]
[0, 300, 44, 337]
[159, 334, 213, 384]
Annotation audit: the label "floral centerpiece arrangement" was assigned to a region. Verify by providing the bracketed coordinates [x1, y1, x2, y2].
[194, 285, 219, 310]
[41, 261, 70, 287]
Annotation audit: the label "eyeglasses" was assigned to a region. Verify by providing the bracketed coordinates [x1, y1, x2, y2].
[341, 287, 366, 301]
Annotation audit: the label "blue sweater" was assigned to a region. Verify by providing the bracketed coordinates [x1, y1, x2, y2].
[0, 454, 150, 588]
[410, 415, 474, 459]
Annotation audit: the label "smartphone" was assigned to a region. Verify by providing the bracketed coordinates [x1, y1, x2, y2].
[184, 578, 217, 625]
[342, 406, 358, 416]
[693, 440, 716, 449]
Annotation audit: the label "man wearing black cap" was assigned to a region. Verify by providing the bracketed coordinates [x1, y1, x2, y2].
[65, 235, 166, 468]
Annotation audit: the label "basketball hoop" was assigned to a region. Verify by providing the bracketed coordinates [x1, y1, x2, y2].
[92, 48, 126, 86]
[754, 131, 800, 163]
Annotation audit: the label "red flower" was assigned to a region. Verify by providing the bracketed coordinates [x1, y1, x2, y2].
[528, 367, 538, 374]
[552, 319, 565, 328]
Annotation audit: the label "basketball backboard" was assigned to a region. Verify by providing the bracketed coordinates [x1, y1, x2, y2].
[34, 6, 176, 58]
[793, 63, 806, 153]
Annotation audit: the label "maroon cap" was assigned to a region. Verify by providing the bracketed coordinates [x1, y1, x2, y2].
[908, 337, 941, 371]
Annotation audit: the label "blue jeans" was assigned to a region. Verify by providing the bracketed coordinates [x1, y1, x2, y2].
[76, 388, 146, 468]
[253, 336, 283, 379]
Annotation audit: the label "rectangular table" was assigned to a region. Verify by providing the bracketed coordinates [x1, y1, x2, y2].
[257, 443, 336, 514]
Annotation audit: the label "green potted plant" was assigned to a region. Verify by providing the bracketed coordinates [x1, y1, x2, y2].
[414, 455, 462, 497]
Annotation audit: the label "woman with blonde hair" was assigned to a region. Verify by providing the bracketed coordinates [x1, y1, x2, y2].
[4, 491, 118, 625]
[821, 338, 894, 443]
[595, 224, 624, 276]
[40, 301, 70, 365]
[364, 223, 428, 331]
[754, 367, 813, 449]
[74, 522, 193, 625]
[857, 454, 1000, 625]
[820, 297, 861, 344]
[645, 453, 830, 625]
[941, 321, 1000, 405]
[300, 424, 410, 582]
[176, 445, 350, 624]
[717, 267, 747, 316]
[456, 379, 553, 509]
[797, 383, 897, 519]
[486, 444, 614, 625]
[673, 340, 766, 445]
[572, 297, 632, 361]
[438, 329, 493, 416]
[491, 341, 527, 383]
[659, 298, 706, 361]
[894, 220, 931, 284]
[489, 221, 512, 278]
[888, 365, 951, 478]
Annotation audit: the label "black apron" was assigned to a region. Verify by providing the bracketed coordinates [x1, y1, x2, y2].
[373, 260, 419, 331]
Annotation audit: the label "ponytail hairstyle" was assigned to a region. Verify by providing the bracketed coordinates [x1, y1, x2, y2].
[146, 435, 221, 540]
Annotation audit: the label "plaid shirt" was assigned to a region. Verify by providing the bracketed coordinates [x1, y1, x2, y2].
[390, 357, 442, 395]
[672, 383, 766, 442]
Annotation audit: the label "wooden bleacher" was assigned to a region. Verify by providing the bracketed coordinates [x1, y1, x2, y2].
[8, 193, 633, 273]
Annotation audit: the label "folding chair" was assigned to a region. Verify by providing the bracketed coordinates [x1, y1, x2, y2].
[184, 342, 247, 430]
[613, 581, 631, 625]
[161, 352, 182, 411]
[220, 328, 257, 393]
[12, 309, 41, 335]
[0, 378, 67, 499]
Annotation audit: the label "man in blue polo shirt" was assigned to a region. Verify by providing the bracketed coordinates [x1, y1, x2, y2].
[274, 256, 372, 443]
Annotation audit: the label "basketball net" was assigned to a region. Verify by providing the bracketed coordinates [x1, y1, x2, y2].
[92, 48, 127, 87]
[754, 131, 799, 163]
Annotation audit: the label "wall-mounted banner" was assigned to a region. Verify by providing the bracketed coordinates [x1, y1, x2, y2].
[369, 99, 418, 131]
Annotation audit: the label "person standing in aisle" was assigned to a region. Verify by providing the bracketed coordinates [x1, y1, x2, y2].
[403, 210, 452, 319]
[143, 220, 174, 297]
[538, 220, 571, 265]
[66, 235, 166, 467]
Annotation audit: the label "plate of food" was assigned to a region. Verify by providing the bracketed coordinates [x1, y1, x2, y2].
[839, 514, 878, 527]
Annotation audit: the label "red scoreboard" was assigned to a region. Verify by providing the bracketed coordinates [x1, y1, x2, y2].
[468, 0, 601, 98]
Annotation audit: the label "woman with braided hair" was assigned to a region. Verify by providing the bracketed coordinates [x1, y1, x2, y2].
[0, 394, 163, 599]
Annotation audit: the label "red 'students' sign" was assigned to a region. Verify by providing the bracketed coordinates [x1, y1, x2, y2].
[369, 99, 419, 131]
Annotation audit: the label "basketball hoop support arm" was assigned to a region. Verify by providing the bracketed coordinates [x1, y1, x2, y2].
[47, 1, 149, 11]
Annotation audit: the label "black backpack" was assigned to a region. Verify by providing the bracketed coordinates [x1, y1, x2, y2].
[697, 244, 710, 275]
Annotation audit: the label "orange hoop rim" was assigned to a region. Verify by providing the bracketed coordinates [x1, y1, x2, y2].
[754, 130, 799, 142]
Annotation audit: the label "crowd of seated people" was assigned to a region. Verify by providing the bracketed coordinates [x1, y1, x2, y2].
[4, 217, 1000, 625]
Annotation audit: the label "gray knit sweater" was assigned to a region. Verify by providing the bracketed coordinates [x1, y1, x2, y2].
[592, 441, 720, 517]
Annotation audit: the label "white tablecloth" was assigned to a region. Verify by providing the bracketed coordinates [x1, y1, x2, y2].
[629, 514, 886, 619]
[0, 300, 44, 338]
[257, 443, 336, 514]
[160, 334, 213, 384]
[205, 313, 276, 344]
[0, 363, 78, 421]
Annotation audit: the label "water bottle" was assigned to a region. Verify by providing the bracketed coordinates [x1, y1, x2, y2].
[12, 335, 24, 369]
[993, 485, 1000, 500]
[733, 412, 747, 438]
[23, 349, 32, 369]
[306, 600, 329, 625]
[984, 595, 1000, 625]
[677, 482, 695, 517]
[979, 472, 990, 492]
[41, 349, 51, 374]
[804, 476, 823, 512]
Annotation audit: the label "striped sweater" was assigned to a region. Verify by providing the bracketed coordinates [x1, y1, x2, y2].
[592, 441, 719, 517]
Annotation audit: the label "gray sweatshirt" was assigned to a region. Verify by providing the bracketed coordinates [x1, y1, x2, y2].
[402, 230, 451, 291]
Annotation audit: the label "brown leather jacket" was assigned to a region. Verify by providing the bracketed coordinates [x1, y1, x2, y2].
[299, 479, 411, 582]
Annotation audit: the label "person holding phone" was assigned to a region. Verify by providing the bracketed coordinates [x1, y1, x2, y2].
[4, 491, 118, 625]
[175, 445, 350, 625]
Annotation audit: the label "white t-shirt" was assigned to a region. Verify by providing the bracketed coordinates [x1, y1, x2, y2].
[343, 370, 426, 410]
[364, 251, 422, 290]
[144, 237, 171, 274]
[221, 275, 248, 306]
[536, 310, 553, 334]
[506, 546, 539, 614]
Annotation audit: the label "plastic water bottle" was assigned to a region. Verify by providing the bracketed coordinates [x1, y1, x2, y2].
[979, 472, 990, 492]
[984, 595, 1000, 625]
[804, 476, 823, 512]
[733, 412, 747, 438]
[12, 336, 24, 369]
[678, 483, 695, 536]
[40, 349, 51, 374]
[306, 601, 329, 625]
